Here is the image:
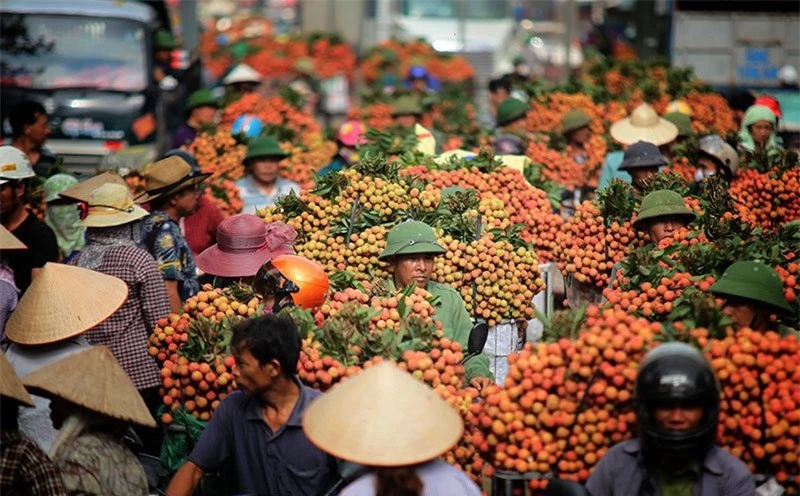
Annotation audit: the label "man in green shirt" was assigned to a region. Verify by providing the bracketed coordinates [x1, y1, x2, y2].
[379, 221, 494, 389]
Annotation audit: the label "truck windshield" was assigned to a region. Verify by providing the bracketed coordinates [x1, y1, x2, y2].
[401, 0, 508, 19]
[0, 13, 147, 92]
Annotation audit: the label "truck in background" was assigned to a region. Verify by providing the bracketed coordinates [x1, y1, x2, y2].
[670, 1, 800, 134]
[0, 0, 201, 175]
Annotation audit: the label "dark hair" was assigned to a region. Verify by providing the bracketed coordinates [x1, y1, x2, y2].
[488, 76, 511, 95]
[1, 398, 20, 431]
[232, 314, 301, 377]
[9, 100, 47, 138]
[374, 467, 423, 496]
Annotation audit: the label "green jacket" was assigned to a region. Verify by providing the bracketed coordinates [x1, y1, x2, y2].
[387, 279, 493, 381]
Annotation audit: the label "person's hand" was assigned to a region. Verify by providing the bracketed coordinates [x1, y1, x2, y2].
[469, 377, 493, 391]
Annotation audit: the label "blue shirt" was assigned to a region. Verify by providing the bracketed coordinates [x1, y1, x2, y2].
[318, 155, 347, 177]
[235, 176, 300, 214]
[188, 383, 337, 496]
[140, 211, 200, 301]
[597, 150, 631, 190]
[340, 459, 482, 496]
[585, 439, 755, 496]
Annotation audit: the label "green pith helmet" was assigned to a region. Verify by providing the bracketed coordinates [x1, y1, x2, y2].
[496, 98, 528, 127]
[561, 109, 592, 134]
[245, 136, 288, 161]
[663, 112, 694, 137]
[154, 30, 177, 50]
[633, 190, 696, 231]
[709, 261, 793, 313]
[185, 89, 219, 112]
[391, 95, 423, 117]
[378, 221, 446, 260]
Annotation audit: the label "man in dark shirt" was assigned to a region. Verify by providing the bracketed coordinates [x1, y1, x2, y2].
[166, 315, 337, 496]
[7, 100, 57, 175]
[0, 146, 58, 293]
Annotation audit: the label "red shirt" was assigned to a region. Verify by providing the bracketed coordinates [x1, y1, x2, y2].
[184, 194, 225, 256]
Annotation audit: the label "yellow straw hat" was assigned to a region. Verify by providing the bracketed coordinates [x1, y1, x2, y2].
[134, 156, 210, 204]
[81, 183, 149, 228]
[58, 172, 129, 203]
[23, 345, 156, 427]
[0, 352, 34, 407]
[610, 103, 679, 146]
[0, 224, 26, 250]
[303, 362, 463, 466]
[5, 263, 128, 345]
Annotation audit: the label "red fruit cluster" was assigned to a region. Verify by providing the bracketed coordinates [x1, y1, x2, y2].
[402, 165, 563, 263]
[159, 355, 236, 424]
[554, 201, 646, 288]
[729, 167, 800, 231]
[696, 327, 800, 482]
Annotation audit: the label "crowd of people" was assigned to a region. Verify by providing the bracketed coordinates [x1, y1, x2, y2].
[0, 42, 796, 496]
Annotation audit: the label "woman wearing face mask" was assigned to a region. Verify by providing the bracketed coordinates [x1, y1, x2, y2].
[42, 174, 85, 263]
[738, 105, 780, 153]
[694, 135, 739, 183]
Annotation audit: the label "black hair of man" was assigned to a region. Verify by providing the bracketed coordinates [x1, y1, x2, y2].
[9, 100, 47, 139]
[488, 76, 512, 95]
[231, 314, 301, 378]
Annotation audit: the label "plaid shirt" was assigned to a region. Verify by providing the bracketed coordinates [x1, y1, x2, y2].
[72, 246, 171, 390]
[1, 430, 67, 495]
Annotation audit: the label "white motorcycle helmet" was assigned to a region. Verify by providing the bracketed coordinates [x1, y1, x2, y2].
[698, 135, 739, 178]
[0, 146, 34, 185]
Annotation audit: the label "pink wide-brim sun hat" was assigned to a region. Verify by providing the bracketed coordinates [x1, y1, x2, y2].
[337, 121, 367, 147]
[196, 215, 297, 278]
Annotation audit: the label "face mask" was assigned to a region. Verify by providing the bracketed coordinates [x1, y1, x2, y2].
[694, 169, 716, 182]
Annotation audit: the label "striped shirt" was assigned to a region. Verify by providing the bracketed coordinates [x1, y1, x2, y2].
[235, 176, 300, 214]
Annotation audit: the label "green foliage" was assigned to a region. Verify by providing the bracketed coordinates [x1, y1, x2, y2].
[537, 306, 588, 342]
[639, 171, 690, 197]
[179, 318, 235, 362]
[597, 180, 637, 225]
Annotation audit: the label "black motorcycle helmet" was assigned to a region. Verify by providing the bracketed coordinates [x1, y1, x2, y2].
[635, 342, 720, 463]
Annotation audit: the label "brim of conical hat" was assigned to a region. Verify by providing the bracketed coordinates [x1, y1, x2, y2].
[302, 362, 463, 466]
[58, 172, 129, 203]
[0, 352, 34, 407]
[23, 345, 156, 427]
[5, 263, 128, 345]
[0, 224, 26, 250]
[610, 117, 678, 146]
[134, 173, 210, 204]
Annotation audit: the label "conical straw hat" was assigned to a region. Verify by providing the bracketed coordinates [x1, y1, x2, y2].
[5, 263, 128, 345]
[58, 172, 128, 203]
[23, 345, 156, 427]
[303, 362, 463, 466]
[0, 224, 26, 250]
[0, 352, 34, 407]
[610, 103, 679, 146]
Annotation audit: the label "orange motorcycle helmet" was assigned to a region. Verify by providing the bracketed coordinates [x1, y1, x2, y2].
[254, 254, 329, 311]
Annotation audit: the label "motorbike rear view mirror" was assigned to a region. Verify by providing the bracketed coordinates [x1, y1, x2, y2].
[467, 321, 489, 356]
